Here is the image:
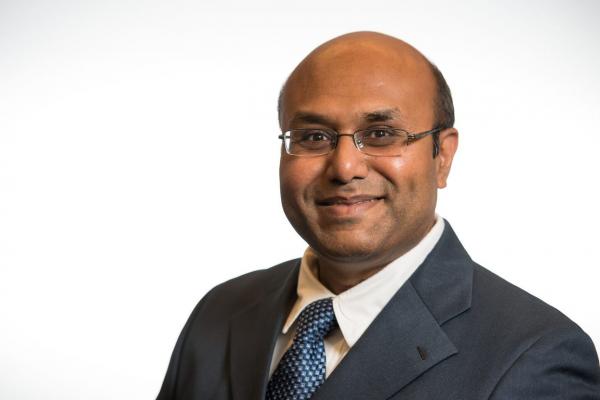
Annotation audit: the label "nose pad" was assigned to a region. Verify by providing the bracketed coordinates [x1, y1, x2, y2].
[355, 137, 365, 150]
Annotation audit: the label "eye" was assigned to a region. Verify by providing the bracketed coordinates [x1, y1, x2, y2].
[289, 129, 334, 151]
[365, 128, 396, 138]
[292, 130, 333, 143]
[360, 128, 405, 147]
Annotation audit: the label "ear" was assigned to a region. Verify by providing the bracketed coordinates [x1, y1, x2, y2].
[435, 128, 458, 188]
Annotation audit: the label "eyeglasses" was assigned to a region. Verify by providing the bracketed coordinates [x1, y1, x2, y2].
[278, 126, 441, 157]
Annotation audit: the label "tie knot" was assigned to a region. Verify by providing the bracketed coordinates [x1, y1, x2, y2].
[295, 298, 337, 342]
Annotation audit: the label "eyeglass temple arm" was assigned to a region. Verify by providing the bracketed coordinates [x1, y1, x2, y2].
[407, 127, 441, 142]
[407, 128, 442, 158]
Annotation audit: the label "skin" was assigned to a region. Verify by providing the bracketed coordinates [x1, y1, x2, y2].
[279, 32, 459, 294]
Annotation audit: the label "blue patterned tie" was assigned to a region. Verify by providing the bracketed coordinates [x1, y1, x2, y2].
[266, 298, 338, 400]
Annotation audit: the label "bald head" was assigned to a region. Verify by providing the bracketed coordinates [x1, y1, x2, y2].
[278, 32, 454, 142]
[290, 31, 430, 82]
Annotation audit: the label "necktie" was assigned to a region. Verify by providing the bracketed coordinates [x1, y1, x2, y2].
[266, 298, 338, 400]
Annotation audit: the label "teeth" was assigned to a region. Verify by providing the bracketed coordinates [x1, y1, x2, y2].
[319, 198, 381, 206]
[333, 199, 374, 205]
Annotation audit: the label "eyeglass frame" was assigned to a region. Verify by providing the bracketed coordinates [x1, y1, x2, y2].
[278, 126, 442, 157]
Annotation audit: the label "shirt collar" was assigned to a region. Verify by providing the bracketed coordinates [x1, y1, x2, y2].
[282, 215, 445, 347]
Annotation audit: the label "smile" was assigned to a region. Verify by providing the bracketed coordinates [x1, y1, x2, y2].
[316, 195, 385, 206]
[316, 195, 384, 218]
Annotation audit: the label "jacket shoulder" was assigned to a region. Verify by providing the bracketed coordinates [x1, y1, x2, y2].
[193, 258, 300, 317]
[472, 265, 600, 397]
[467, 263, 599, 373]
[155, 259, 300, 400]
[471, 263, 579, 333]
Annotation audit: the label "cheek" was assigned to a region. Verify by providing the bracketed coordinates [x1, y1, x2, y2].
[371, 156, 415, 190]
[372, 153, 437, 203]
[279, 158, 321, 208]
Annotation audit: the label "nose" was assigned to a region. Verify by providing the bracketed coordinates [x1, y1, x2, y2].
[325, 135, 369, 184]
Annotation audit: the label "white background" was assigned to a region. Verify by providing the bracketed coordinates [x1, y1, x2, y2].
[1, 0, 599, 398]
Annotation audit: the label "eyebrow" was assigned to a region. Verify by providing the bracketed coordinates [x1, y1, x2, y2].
[362, 108, 403, 123]
[289, 112, 334, 126]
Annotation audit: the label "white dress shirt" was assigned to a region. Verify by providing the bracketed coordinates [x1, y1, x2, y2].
[269, 216, 445, 378]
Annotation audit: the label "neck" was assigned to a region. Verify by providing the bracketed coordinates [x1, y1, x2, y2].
[317, 258, 386, 294]
[315, 217, 437, 294]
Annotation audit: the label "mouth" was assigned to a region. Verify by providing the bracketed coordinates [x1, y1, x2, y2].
[315, 195, 385, 218]
[316, 195, 385, 206]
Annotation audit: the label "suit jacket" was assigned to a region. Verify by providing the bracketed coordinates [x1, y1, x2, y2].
[157, 222, 600, 399]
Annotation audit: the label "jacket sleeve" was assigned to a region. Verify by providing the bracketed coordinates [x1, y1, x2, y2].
[156, 296, 208, 400]
[490, 325, 600, 399]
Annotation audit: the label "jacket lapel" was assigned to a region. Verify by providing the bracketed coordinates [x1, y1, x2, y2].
[311, 281, 458, 400]
[312, 221, 473, 400]
[228, 260, 300, 400]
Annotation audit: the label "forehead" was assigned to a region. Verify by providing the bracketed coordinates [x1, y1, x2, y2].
[281, 45, 437, 129]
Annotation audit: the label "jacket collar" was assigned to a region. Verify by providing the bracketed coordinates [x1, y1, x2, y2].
[409, 219, 474, 325]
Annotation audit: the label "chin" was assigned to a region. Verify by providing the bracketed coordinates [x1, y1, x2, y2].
[310, 233, 383, 263]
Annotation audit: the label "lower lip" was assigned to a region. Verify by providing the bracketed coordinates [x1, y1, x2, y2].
[317, 198, 382, 218]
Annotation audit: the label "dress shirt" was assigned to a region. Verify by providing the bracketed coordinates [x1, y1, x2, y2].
[269, 215, 445, 378]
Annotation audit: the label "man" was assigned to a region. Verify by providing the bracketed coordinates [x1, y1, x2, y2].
[157, 32, 600, 399]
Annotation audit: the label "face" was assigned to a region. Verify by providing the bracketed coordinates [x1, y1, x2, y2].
[279, 45, 456, 269]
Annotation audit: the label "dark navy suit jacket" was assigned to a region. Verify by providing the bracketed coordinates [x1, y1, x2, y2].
[157, 222, 600, 399]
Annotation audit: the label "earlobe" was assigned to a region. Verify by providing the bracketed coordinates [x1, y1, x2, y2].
[436, 128, 459, 188]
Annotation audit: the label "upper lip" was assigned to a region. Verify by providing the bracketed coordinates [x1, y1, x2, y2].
[316, 195, 384, 206]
